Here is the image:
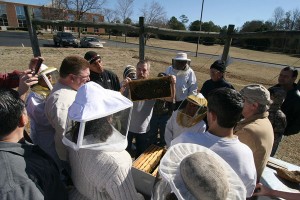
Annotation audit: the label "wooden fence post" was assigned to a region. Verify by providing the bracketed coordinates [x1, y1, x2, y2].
[24, 6, 41, 57]
[221, 24, 234, 64]
[139, 17, 145, 61]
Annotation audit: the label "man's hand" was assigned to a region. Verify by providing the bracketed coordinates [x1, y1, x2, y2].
[120, 77, 132, 95]
[252, 183, 272, 197]
[18, 69, 38, 101]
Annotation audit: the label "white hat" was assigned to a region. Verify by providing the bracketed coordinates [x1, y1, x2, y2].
[159, 143, 246, 200]
[68, 81, 133, 122]
[173, 52, 191, 61]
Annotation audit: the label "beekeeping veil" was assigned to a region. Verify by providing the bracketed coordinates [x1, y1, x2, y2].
[62, 81, 133, 151]
[176, 93, 207, 128]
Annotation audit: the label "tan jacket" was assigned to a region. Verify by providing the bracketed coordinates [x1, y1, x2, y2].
[234, 112, 274, 180]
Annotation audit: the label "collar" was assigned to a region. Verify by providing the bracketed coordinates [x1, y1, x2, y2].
[0, 140, 35, 156]
[239, 112, 269, 125]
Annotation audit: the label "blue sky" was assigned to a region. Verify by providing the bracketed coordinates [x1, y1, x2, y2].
[12, 0, 300, 29]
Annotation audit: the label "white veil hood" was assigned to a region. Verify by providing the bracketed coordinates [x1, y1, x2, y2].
[63, 81, 133, 151]
[68, 81, 133, 122]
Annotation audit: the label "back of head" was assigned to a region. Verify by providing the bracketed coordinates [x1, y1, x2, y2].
[180, 152, 229, 200]
[71, 117, 113, 143]
[159, 143, 246, 200]
[60, 55, 89, 78]
[208, 88, 243, 128]
[0, 88, 25, 138]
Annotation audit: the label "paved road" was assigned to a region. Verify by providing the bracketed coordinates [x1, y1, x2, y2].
[0, 31, 288, 69]
[0, 31, 50, 47]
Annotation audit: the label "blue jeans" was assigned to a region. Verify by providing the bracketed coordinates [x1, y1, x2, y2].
[149, 114, 169, 145]
[127, 131, 152, 158]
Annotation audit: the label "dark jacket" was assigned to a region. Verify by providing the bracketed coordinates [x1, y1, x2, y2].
[89, 70, 120, 92]
[200, 78, 234, 98]
[272, 83, 300, 135]
[0, 140, 68, 200]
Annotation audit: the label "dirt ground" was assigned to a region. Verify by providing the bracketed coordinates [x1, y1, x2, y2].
[0, 41, 299, 166]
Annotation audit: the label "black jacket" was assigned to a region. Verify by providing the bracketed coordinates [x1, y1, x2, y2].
[200, 78, 234, 98]
[89, 70, 120, 91]
[272, 84, 300, 135]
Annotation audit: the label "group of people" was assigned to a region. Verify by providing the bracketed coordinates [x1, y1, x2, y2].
[0, 50, 299, 200]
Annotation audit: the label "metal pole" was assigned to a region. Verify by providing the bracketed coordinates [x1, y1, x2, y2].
[195, 0, 205, 57]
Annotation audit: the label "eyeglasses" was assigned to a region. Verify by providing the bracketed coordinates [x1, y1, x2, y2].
[72, 74, 90, 80]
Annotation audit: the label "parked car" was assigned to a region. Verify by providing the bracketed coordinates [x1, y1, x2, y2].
[53, 32, 79, 47]
[80, 36, 104, 48]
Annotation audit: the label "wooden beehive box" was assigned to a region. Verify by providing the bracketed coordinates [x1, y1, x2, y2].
[129, 76, 172, 101]
[131, 144, 166, 196]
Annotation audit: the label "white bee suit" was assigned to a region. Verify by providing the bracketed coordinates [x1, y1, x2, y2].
[63, 82, 144, 200]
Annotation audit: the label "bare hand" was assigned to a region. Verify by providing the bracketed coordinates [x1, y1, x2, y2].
[120, 77, 132, 94]
[252, 183, 272, 196]
[18, 69, 39, 100]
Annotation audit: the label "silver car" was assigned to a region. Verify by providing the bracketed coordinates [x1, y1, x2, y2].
[80, 36, 104, 48]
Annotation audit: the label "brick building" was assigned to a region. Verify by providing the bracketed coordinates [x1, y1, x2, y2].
[0, 0, 105, 34]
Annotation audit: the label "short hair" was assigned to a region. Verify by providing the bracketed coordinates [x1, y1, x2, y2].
[207, 88, 243, 128]
[282, 66, 298, 78]
[0, 88, 25, 137]
[71, 117, 112, 143]
[136, 60, 150, 70]
[256, 103, 269, 114]
[59, 55, 89, 78]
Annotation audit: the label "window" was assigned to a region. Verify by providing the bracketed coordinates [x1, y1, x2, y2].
[93, 15, 99, 23]
[94, 27, 99, 33]
[65, 26, 76, 32]
[33, 8, 42, 19]
[81, 14, 88, 22]
[0, 4, 8, 26]
[82, 27, 87, 32]
[15, 6, 26, 27]
[67, 14, 75, 21]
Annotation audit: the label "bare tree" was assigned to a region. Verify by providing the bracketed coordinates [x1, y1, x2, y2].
[102, 8, 118, 22]
[101, 8, 118, 39]
[140, 1, 167, 26]
[67, 0, 106, 21]
[272, 7, 284, 29]
[291, 8, 300, 30]
[115, 0, 134, 22]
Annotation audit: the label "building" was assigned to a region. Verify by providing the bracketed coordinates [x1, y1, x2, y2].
[0, 0, 105, 34]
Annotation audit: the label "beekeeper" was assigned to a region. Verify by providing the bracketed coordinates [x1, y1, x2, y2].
[164, 93, 207, 147]
[26, 65, 60, 164]
[63, 81, 144, 200]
